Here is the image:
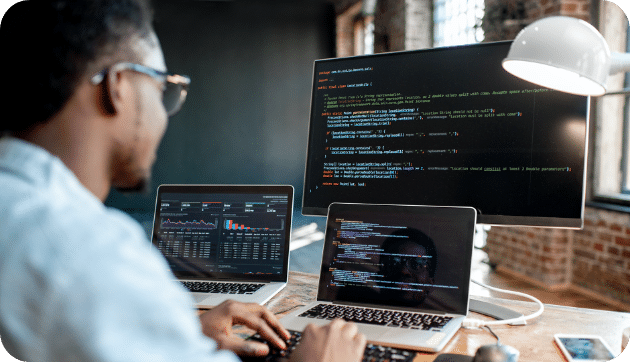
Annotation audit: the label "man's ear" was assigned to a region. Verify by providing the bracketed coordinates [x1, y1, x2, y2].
[100, 69, 128, 116]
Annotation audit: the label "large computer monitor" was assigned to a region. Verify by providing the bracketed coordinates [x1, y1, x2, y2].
[302, 41, 589, 228]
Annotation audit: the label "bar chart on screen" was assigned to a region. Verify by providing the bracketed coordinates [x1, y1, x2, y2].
[224, 218, 284, 231]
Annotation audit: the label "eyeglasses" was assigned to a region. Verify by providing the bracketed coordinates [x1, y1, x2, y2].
[384, 256, 430, 272]
[91, 62, 190, 116]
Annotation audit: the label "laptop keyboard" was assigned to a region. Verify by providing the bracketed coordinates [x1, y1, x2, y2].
[243, 330, 417, 362]
[299, 304, 452, 331]
[181, 281, 264, 294]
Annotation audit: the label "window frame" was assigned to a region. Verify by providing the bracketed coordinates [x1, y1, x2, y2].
[590, 4, 630, 208]
[619, 26, 630, 195]
[433, 0, 485, 47]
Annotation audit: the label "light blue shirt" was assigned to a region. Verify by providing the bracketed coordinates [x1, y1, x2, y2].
[0, 137, 239, 362]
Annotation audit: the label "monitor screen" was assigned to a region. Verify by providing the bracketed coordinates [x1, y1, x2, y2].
[302, 41, 589, 228]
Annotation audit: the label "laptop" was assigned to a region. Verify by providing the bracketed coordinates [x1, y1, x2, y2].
[151, 184, 293, 308]
[280, 202, 477, 352]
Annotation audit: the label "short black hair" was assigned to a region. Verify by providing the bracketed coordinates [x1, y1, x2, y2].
[381, 228, 438, 278]
[1, 0, 154, 133]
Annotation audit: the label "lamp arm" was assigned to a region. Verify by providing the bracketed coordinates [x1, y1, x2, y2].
[610, 52, 630, 74]
[603, 88, 630, 96]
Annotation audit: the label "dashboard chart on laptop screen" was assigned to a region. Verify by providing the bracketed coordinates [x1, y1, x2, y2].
[302, 41, 589, 228]
[154, 192, 290, 276]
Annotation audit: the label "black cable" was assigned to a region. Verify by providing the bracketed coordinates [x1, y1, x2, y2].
[484, 325, 501, 345]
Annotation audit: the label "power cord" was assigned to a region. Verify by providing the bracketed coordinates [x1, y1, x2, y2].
[462, 279, 545, 328]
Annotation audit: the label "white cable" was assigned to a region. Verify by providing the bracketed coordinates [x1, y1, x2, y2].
[462, 279, 545, 328]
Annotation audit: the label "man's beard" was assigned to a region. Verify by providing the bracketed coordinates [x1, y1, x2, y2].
[114, 174, 152, 195]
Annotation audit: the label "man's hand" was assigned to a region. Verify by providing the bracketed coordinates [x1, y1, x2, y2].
[199, 300, 291, 357]
[289, 319, 366, 362]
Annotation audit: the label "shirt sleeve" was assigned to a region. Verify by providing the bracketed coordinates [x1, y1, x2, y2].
[4, 203, 241, 362]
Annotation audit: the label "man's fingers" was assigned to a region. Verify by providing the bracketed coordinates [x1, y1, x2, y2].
[341, 320, 359, 337]
[260, 307, 292, 341]
[230, 303, 289, 349]
[328, 318, 347, 332]
[204, 301, 291, 352]
[246, 317, 288, 350]
[217, 336, 270, 357]
[353, 329, 367, 354]
[291, 320, 366, 362]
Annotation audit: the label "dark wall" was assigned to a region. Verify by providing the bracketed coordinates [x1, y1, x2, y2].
[106, 0, 335, 212]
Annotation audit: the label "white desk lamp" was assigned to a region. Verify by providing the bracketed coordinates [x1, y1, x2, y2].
[502, 16, 630, 96]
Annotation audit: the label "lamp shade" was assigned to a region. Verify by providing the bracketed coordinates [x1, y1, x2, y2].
[502, 16, 611, 96]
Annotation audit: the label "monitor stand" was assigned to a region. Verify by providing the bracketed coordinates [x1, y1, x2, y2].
[469, 297, 526, 326]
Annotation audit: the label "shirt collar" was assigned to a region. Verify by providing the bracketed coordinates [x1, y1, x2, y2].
[0, 136, 90, 198]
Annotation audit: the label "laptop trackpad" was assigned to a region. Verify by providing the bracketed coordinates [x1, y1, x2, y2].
[193, 294, 210, 303]
[360, 325, 443, 345]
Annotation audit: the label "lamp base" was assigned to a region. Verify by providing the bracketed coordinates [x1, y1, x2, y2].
[468, 298, 525, 326]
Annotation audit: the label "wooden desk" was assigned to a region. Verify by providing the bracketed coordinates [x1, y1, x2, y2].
[263, 271, 630, 362]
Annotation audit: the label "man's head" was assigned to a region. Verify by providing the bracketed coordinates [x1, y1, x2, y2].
[2, 0, 188, 195]
[2, 0, 156, 132]
[380, 228, 437, 303]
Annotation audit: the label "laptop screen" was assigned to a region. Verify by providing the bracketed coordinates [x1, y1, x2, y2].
[317, 203, 476, 315]
[152, 185, 293, 282]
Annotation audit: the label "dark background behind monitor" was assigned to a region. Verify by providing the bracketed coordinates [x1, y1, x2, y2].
[302, 41, 589, 228]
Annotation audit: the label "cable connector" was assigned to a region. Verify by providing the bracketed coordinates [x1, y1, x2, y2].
[463, 318, 487, 328]
[463, 315, 528, 328]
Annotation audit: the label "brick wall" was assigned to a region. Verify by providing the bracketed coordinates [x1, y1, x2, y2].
[486, 207, 630, 309]
[483, 0, 591, 41]
[573, 208, 630, 305]
[374, 0, 406, 52]
[336, 1, 364, 57]
[527, 0, 591, 20]
[486, 227, 572, 287]
[334, 0, 431, 55]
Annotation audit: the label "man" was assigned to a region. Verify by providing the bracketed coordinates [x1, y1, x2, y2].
[0, 1, 366, 361]
[380, 228, 437, 307]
